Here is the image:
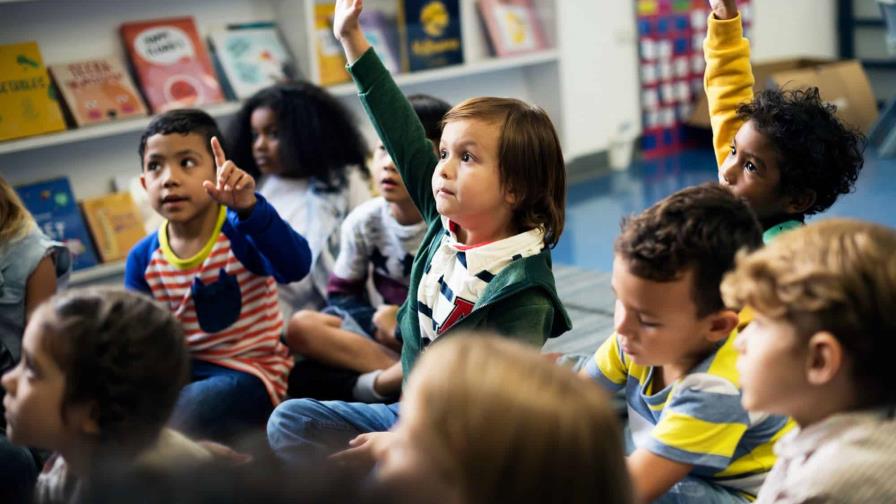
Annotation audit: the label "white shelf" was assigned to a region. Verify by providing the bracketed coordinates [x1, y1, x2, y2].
[70, 260, 126, 286]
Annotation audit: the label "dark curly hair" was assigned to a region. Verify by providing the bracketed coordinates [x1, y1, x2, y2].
[38, 288, 188, 454]
[615, 183, 763, 316]
[226, 82, 369, 191]
[737, 87, 865, 216]
[138, 109, 223, 170]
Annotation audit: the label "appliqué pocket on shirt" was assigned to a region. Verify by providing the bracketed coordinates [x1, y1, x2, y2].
[191, 268, 242, 333]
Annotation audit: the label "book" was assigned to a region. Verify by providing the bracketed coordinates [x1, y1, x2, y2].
[120, 16, 225, 113]
[15, 178, 99, 271]
[400, 0, 463, 71]
[80, 192, 147, 263]
[0, 41, 67, 141]
[207, 22, 296, 100]
[314, 3, 351, 85]
[360, 10, 402, 74]
[49, 56, 148, 127]
[477, 0, 548, 57]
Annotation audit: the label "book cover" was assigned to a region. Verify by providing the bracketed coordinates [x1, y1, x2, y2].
[120, 16, 225, 113]
[314, 3, 351, 85]
[49, 56, 148, 127]
[478, 0, 548, 57]
[15, 178, 99, 271]
[80, 192, 147, 263]
[361, 10, 402, 74]
[400, 0, 463, 72]
[0, 42, 67, 141]
[207, 22, 296, 100]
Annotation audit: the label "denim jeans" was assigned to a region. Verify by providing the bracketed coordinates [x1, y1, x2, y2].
[170, 360, 273, 443]
[267, 398, 400, 466]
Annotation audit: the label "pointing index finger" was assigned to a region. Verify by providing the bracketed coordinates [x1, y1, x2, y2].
[210, 136, 227, 169]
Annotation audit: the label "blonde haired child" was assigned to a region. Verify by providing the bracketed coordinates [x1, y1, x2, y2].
[722, 219, 896, 503]
[267, 0, 570, 464]
[2, 288, 210, 503]
[0, 175, 71, 503]
[375, 334, 633, 504]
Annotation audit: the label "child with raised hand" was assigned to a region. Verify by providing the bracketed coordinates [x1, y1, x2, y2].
[266, 0, 571, 464]
[286, 94, 451, 402]
[226, 83, 372, 314]
[1, 288, 211, 503]
[581, 184, 793, 503]
[1, 175, 72, 504]
[721, 219, 896, 503]
[705, 0, 864, 242]
[125, 109, 311, 443]
[374, 334, 632, 504]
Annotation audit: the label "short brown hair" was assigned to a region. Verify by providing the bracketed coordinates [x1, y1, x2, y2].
[38, 288, 188, 454]
[443, 97, 566, 247]
[615, 183, 763, 316]
[408, 334, 632, 504]
[721, 219, 896, 406]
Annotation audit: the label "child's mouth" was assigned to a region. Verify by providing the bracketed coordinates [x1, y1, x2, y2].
[162, 195, 188, 205]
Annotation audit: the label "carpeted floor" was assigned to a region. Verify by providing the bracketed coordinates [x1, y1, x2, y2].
[542, 265, 615, 356]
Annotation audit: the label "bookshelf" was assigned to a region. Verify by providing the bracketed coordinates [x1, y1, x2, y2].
[0, 0, 640, 286]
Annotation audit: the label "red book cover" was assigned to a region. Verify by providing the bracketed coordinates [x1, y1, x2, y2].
[120, 16, 224, 113]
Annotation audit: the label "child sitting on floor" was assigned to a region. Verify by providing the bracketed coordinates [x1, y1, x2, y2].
[721, 219, 896, 503]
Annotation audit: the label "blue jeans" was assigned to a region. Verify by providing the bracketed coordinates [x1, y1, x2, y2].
[170, 360, 273, 443]
[267, 399, 400, 466]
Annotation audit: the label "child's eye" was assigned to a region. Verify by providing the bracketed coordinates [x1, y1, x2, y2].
[439, 149, 448, 160]
[146, 161, 160, 172]
[729, 144, 736, 156]
[744, 161, 757, 173]
[181, 158, 198, 168]
[461, 152, 472, 162]
[639, 318, 660, 328]
[268, 129, 278, 140]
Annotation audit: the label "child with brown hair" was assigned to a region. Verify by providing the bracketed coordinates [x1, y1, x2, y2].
[2, 288, 210, 503]
[375, 334, 632, 504]
[705, 0, 864, 242]
[267, 0, 571, 464]
[721, 219, 896, 503]
[582, 184, 792, 503]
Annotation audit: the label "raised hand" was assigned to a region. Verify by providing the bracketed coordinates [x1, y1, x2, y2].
[333, 0, 372, 64]
[204, 136, 257, 214]
[709, 0, 738, 20]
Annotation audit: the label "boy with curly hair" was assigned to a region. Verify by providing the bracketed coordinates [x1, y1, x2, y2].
[706, 0, 864, 242]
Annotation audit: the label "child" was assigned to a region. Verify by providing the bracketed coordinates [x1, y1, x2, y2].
[373, 333, 633, 504]
[226, 83, 372, 314]
[705, 0, 864, 242]
[582, 184, 793, 503]
[0, 175, 71, 504]
[125, 109, 311, 443]
[266, 0, 570, 464]
[721, 219, 896, 503]
[1, 288, 210, 503]
[286, 94, 451, 402]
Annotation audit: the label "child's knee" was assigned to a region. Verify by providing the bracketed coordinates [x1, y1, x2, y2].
[286, 310, 321, 352]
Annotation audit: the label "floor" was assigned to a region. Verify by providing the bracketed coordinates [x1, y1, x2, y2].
[554, 147, 896, 273]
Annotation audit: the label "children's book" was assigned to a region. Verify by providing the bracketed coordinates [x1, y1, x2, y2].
[314, 3, 351, 85]
[361, 9, 402, 74]
[0, 41, 67, 141]
[400, 0, 463, 71]
[80, 192, 147, 263]
[15, 178, 99, 271]
[120, 17, 224, 113]
[49, 56, 148, 127]
[477, 0, 548, 57]
[207, 22, 296, 100]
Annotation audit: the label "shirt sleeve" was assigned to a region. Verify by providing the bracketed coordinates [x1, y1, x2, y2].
[645, 373, 750, 470]
[704, 13, 754, 170]
[583, 333, 629, 393]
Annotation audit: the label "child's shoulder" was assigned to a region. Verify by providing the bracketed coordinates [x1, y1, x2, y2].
[345, 196, 387, 224]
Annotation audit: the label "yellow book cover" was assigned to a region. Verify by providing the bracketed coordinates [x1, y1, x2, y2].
[80, 192, 146, 263]
[0, 41, 67, 141]
[314, 3, 350, 85]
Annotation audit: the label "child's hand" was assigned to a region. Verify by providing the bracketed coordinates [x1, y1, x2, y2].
[709, 0, 738, 20]
[372, 304, 401, 352]
[329, 431, 396, 470]
[204, 137, 257, 216]
[333, 0, 372, 64]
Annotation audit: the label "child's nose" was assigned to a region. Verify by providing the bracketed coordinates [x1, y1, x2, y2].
[1, 367, 17, 395]
[720, 161, 739, 186]
[161, 166, 180, 187]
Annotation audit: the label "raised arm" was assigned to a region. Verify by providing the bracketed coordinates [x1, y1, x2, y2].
[333, 0, 441, 223]
[705, 0, 754, 169]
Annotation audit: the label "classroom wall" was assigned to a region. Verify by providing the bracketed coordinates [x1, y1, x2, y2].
[751, 0, 839, 60]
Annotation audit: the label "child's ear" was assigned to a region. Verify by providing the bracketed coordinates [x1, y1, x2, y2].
[805, 331, 844, 386]
[66, 401, 101, 436]
[139, 174, 147, 191]
[706, 309, 740, 342]
[785, 189, 816, 215]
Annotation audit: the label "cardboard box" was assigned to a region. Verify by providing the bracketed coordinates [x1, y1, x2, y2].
[688, 58, 879, 133]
